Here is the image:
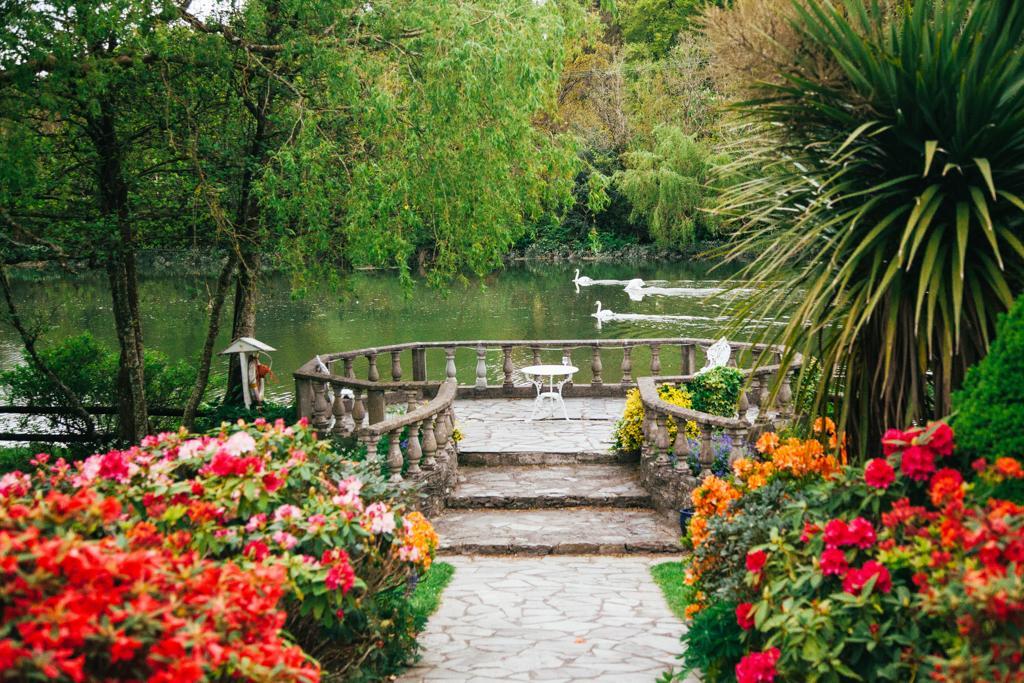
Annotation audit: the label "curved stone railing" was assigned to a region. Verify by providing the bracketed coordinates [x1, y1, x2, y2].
[294, 338, 800, 512]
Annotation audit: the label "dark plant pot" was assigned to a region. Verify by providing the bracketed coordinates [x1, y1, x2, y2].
[679, 508, 694, 535]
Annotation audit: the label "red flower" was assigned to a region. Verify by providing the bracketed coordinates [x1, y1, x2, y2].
[735, 647, 781, 683]
[820, 548, 849, 576]
[900, 445, 936, 481]
[847, 517, 877, 549]
[735, 602, 756, 630]
[99, 451, 131, 482]
[843, 560, 892, 595]
[745, 550, 768, 573]
[263, 471, 286, 493]
[800, 522, 820, 542]
[972, 458, 988, 473]
[243, 540, 270, 562]
[926, 422, 955, 457]
[823, 519, 849, 548]
[864, 458, 895, 489]
[881, 428, 907, 456]
[929, 468, 964, 508]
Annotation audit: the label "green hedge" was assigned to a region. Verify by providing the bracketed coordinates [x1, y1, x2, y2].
[689, 366, 744, 417]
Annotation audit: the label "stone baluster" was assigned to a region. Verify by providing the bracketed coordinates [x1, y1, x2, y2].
[654, 413, 671, 465]
[406, 421, 423, 477]
[367, 353, 380, 382]
[561, 347, 573, 388]
[411, 347, 427, 381]
[407, 389, 419, 412]
[532, 346, 541, 366]
[738, 382, 750, 415]
[727, 426, 747, 464]
[343, 357, 355, 379]
[475, 343, 487, 389]
[682, 343, 696, 375]
[445, 347, 457, 381]
[621, 346, 633, 386]
[359, 433, 380, 463]
[351, 389, 366, 429]
[421, 415, 438, 469]
[778, 369, 794, 417]
[502, 346, 514, 390]
[331, 382, 348, 437]
[650, 344, 662, 375]
[641, 410, 654, 454]
[699, 424, 714, 476]
[673, 422, 692, 461]
[387, 431, 403, 482]
[391, 351, 403, 381]
[759, 374, 772, 412]
[591, 346, 603, 387]
[311, 380, 332, 429]
[434, 408, 448, 448]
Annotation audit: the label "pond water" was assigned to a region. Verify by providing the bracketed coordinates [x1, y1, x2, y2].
[3, 260, 782, 402]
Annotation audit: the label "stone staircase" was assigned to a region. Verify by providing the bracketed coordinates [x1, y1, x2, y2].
[434, 455, 683, 556]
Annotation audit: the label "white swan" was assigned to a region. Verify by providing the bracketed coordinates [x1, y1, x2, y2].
[624, 278, 645, 290]
[573, 268, 594, 286]
[591, 300, 614, 321]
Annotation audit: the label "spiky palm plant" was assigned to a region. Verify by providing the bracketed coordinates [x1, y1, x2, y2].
[717, 0, 1024, 456]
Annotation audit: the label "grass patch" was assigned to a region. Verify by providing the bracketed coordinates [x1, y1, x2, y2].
[0, 445, 74, 475]
[409, 562, 455, 630]
[651, 560, 695, 620]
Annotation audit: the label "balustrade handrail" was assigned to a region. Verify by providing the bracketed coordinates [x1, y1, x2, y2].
[635, 376, 750, 430]
[359, 380, 456, 438]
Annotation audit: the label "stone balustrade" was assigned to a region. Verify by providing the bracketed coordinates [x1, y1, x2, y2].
[294, 338, 801, 515]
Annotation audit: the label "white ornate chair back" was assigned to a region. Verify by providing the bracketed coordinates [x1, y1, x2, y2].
[697, 338, 731, 375]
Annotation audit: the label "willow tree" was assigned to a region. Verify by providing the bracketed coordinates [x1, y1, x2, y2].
[715, 0, 1024, 454]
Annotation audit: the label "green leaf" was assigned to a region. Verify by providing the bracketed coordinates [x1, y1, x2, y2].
[923, 140, 938, 176]
[974, 157, 997, 198]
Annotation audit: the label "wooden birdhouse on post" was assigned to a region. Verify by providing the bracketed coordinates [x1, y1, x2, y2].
[220, 337, 276, 409]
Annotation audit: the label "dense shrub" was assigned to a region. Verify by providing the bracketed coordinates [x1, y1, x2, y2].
[0, 333, 202, 448]
[688, 366, 744, 417]
[0, 419, 439, 681]
[613, 384, 698, 454]
[0, 488, 317, 682]
[673, 423, 1024, 682]
[953, 295, 1024, 469]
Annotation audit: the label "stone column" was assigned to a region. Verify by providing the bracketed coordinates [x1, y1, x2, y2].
[331, 382, 348, 437]
[475, 343, 487, 390]
[406, 421, 423, 477]
[621, 346, 633, 386]
[654, 413, 671, 466]
[682, 343, 696, 375]
[502, 346, 514, 390]
[421, 415, 438, 469]
[367, 353, 379, 382]
[445, 347, 457, 381]
[387, 432, 403, 483]
[351, 389, 366, 430]
[650, 344, 661, 375]
[311, 381, 332, 430]
[591, 346, 603, 387]
[699, 424, 714, 476]
[391, 351, 402, 382]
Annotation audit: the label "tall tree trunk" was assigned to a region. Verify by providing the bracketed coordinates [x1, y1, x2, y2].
[182, 252, 237, 428]
[91, 102, 149, 443]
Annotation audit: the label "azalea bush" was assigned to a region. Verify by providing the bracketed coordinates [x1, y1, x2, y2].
[0, 418, 440, 681]
[674, 421, 1024, 682]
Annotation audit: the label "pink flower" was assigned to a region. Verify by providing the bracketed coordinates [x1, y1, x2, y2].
[864, 458, 895, 488]
[223, 430, 257, 455]
[820, 548, 849, 576]
[99, 450, 131, 482]
[245, 513, 268, 532]
[273, 504, 303, 522]
[272, 531, 298, 550]
[308, 514, 328, 531]
[736, 647, 780, 683]
[745, 550, 767, 573]
[823, 519, 849, 548]
[846, 517, 877, 549]
[362, 502, 396, 535]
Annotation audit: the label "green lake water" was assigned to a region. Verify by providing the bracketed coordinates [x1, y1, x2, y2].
[3, 260, 780, 402]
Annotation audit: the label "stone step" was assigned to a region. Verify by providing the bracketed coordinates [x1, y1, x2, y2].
[458, 450, 636, 466]
[447, 464, 651, 509]
[434, 507, 683, 555]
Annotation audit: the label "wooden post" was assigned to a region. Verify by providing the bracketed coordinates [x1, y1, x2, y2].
[502, 346, 514, 390]
[591, 346, 603, 387]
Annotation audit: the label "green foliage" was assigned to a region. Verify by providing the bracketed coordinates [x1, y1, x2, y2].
[618, 0, 704, 60]
[678, 599, 744, 682]
[613, 384, 699, 454]
[616, 125, 724, 249]
[953, 294, 1024, 464]
[192, 401, 296, 435]
[650, 561, 695, 620]
[688, 366, 744, 417]
[717, 0, 1024, 455]
[0, 333, 201, 445]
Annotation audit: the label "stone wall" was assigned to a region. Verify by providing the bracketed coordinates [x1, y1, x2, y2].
[638, 448, 699, 513]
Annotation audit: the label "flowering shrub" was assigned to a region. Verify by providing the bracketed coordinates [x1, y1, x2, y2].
[0, 488, 318, 682]
[0, 419, 440, 681]
[613, 384, 699, 454]
[673, 422, 1024, 683]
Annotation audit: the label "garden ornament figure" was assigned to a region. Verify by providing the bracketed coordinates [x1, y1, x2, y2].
[696, 338, 731, 375]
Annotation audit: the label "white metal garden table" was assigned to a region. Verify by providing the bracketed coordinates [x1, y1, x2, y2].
[520, 364, 579, 421]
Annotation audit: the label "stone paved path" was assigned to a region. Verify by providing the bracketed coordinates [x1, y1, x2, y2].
[397, 556, 693, 683]
[406, 397, 689, 681]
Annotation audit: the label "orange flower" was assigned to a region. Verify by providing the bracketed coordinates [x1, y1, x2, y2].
[813, 416, 837, 435]
[994, 457, 1024, 479]
[733, 458, 775, 490]
[756, 432, 780, 454]
[688, 516, 709, 547]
